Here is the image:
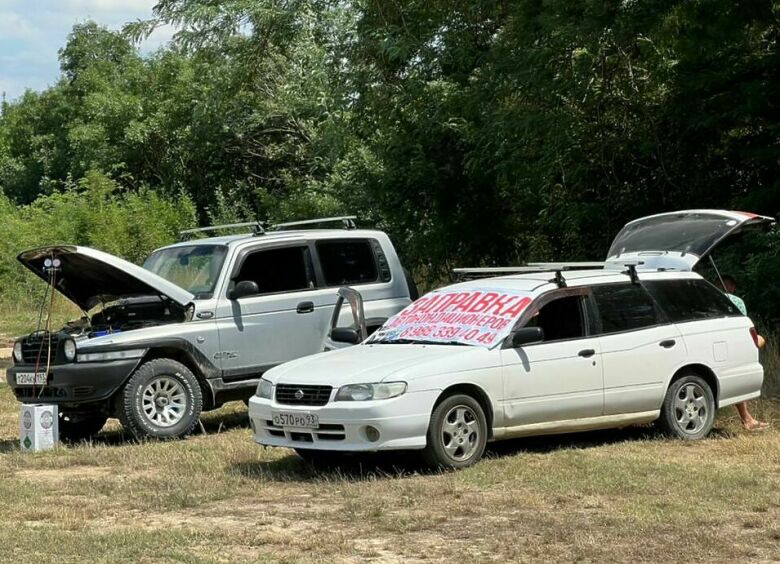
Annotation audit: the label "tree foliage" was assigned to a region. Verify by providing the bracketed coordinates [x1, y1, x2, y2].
[0, 0, 778, 320]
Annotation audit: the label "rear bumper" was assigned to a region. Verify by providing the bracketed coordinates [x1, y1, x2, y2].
[6, 359, 139, 405]
[716, 362, 764, 408]
[247, 390, 439, 452]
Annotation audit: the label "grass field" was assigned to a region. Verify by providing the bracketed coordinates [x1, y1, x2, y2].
[0, 372, 778, 563]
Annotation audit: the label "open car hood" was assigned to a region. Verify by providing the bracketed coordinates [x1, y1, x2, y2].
[605, 210, 775, 271]
[18, 245, 195, 311]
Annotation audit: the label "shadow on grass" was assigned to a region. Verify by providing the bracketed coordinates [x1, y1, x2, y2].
[229, 450, 429, 482]
[229, 423, 735, 483]
[0, 438, 19, 453]
[37, 405, 253, 449]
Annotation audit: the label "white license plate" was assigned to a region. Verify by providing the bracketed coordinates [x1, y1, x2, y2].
[272, 411, 319, 429]
[15, 372, 48, 386]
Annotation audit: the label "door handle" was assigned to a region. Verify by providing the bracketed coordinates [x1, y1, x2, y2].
[578, 349, 596, 358]
[659, 339, 676, 349]
[296, 301, 314, 314]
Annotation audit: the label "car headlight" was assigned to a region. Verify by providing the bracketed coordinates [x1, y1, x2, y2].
[12, 341, 23, 363]
[335, 382, 407, 401]
[256, 377, 273, 399]
[63, 338, 76, 361]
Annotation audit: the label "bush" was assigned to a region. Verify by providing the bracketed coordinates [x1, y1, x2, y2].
[0, 171, 196, 334]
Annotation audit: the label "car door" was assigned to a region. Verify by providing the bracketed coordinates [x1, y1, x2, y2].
[313, 237, 407, 331]
[591, 282, 687, 415]
[500, 288, 604, 426]
[214, 242, 335, 378]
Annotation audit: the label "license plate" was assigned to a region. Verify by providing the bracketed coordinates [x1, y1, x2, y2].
[272, 411, 319, 429]
[15, 372, 48, 386]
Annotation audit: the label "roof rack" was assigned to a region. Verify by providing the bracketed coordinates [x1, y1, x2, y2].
[622, 261, 644, 284]
[179, 221, 265, 240]
[272, 216, 357, 231]
[178, 215, 358, 241]
[453, 266, 571, 288]
[526, 262, 605, 270]
[452, 267, 543, 278]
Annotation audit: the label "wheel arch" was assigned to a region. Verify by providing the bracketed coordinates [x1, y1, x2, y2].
[433, 383, 495, 439]
[669, 363, 720, 406]
[139, 346, 216, 409]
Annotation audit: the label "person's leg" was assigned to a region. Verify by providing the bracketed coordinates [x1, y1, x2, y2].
[735, 401, 768, 430]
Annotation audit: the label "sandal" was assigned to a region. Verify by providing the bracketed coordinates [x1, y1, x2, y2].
[743, 421, 770, 431]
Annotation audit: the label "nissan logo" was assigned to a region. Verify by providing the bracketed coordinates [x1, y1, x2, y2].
[294, 389, 305, 400]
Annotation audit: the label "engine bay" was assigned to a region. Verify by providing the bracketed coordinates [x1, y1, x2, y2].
[62, 296, 185, 339]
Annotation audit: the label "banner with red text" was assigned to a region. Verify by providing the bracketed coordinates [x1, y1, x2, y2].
[372, 288, 533, 347]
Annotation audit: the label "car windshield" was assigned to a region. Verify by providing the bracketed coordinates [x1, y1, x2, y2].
[369, 287, 533, 348]
[143, 245, 227, 298]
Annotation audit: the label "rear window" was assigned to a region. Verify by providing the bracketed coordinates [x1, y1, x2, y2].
[317, 240, 378, 286]
[607, 213, 737, 258]
[644, 279, 741, 322]
[592, 283, 660, 333]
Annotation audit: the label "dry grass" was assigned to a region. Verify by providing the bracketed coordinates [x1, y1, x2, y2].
[0, 372, 778, 563]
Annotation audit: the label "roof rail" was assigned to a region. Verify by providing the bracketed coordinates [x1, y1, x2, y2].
[526, 262, 605, 270]
[453, 267, 545, 278]
[271, 216, 358, 231]
[179, 221, 265, 241]
[453, 266, 570, 287]
[178, 215, 359, 241]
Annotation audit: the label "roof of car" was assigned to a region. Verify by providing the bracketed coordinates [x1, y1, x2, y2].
[443, 269, 701, 295]
[154, 228, 388, 251]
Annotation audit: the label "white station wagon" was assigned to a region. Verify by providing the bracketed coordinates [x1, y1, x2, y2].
[248, 210, 773, 468]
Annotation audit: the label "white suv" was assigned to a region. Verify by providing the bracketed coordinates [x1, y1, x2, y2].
[248, 210, 773, 468]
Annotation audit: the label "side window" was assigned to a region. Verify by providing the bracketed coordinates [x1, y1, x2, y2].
[524, 295, 586, 342]
[592, 284, 660, 333]
[316, 240, 379, 286]
[234, 246, 314, 295]
[644, 279, 741, 321]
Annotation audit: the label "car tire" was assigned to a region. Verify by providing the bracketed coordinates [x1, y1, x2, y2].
[119, 358, 202, 440]
[58, 412, 108, 443]
[658, 373, 715, 440]
[422, 394, 488, 469]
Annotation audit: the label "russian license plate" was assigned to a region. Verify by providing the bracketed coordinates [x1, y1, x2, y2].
[15, 372, 48, 386]
[272, 411, 319, 429]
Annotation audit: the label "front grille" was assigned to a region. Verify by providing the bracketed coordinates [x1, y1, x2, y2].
[21, 333, 61, 365]
[264, 420, 346, 442]
[275, 384, 332, 406]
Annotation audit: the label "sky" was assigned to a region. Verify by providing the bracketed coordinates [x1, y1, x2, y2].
[0, 0, 174, 101]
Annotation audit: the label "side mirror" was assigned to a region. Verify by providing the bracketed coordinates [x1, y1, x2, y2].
[228, 280, 260, 300]
[510, 327, 544, 348]
[330, 327, 360, 344]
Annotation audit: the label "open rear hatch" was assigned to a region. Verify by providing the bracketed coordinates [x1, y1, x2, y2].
[605, 210, 775, 271]
[18, 245, 194, 311]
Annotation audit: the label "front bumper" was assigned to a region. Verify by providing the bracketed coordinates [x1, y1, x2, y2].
[248, 389, 440, 452]
[6, 359, 141, 405]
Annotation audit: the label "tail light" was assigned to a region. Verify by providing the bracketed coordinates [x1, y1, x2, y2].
[749, 327, 759, 348]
